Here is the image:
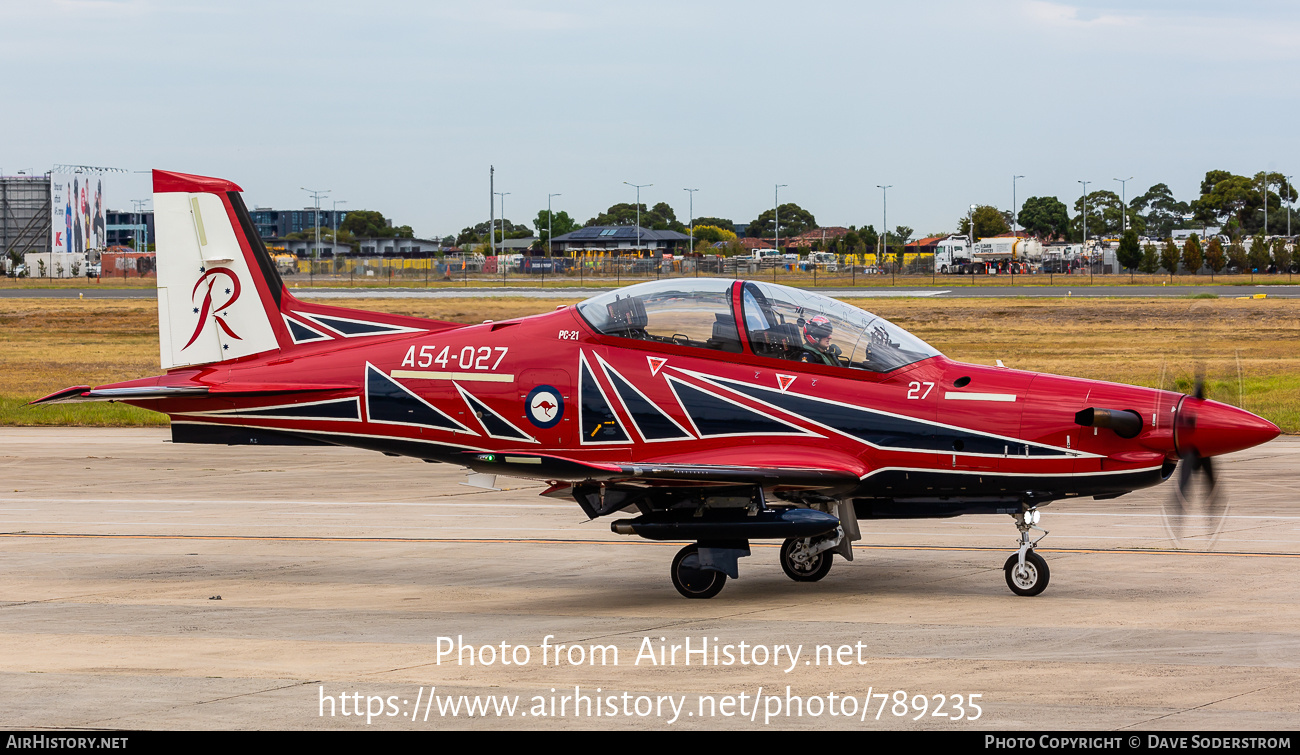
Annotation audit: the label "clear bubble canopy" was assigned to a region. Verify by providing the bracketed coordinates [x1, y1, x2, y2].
[575, 278, 940, 372]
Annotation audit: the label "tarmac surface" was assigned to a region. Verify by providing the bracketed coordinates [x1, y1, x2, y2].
[2, 428, 1299, 731]
[4, 283, 1300, 299]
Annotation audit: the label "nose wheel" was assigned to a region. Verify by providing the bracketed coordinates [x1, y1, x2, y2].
[1003, 551, 1049, 596]
[1004, 507, 1050, 597]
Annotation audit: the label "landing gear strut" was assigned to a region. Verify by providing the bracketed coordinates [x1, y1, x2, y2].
[1004, 507, 1050, 596]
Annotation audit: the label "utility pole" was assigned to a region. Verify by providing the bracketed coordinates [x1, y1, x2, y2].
[332, 199, 347, 257]
[1263, 171, 1270, 237]
[774, 184, 787, 256]
[684, 188, 698, 254]
[548, 193, 561, 258]
[489, 166, 495, 259]
[877, 185, 892, 269]
[131, 198, 148, 254]
[1114, 177, 1132, 234]
[495, 192, 510, 265]
[1078, 180, 1090, 271]
[1287, 175, 1294, 238]
[624, 182, 651, 253]
[1012, 175, 1024, 235]
[302, 187, 330, 284]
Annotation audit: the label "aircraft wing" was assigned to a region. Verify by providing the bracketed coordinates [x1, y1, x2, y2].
[460, 446, 864, 518]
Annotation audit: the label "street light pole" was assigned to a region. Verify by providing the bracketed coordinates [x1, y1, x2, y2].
[1078, 180, 1090, 271]
[624, 182, 651, 254]
[131, 198, 148, 254]
[774, 184, 787, 257]
[332, 199, 347, 257]
[1012, 175, 1024, 235]
[684, 188, 698, 254]
[1263, 171, 1270, 237]
[1114, 177, 1132, 234]
[1287, 175, 1294, 238]
[877, 185, 892, 268]
[302, 187, 330, 285]
[547, 193, 561, 258]
[495, 191, 510, 261]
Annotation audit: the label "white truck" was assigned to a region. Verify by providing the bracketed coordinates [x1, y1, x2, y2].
[939, 235, 1040, 274]
[806, 251, 838, 272]
[932, 235, 973, 273]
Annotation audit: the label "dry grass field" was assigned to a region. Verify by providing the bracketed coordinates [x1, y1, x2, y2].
[2, 295, 1297, 431]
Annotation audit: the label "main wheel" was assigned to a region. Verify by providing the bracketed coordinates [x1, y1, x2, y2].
[671, 545, 727, 599]
[1003, 551, 1050, 596]
[780, 538, 833, 582]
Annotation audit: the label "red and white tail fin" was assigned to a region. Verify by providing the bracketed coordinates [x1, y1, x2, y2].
[154, 170, 289, 369]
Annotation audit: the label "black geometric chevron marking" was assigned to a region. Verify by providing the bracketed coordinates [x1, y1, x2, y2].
[599, 360, 692, 441]
[301, 312, 417, 336]
[665, 376, 811, 438]
[579, 355, 629, 444]
[365, 364, 472, 433]
[708, 375, 1060, 456]
[224, 398, 360, 421]
[456, 384, 534, 442]
[283, 314, 331, 344]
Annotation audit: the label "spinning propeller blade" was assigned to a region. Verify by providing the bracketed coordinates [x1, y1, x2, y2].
[1163, 364, 1230, 547]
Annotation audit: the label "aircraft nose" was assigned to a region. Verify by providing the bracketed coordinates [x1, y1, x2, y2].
[1174, 398, 1280, 458]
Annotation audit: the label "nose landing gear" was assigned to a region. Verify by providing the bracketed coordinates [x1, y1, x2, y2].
[1004, 507, 1050, 596]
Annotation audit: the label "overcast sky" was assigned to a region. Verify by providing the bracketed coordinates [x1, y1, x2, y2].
[3, 1, 1298, 238]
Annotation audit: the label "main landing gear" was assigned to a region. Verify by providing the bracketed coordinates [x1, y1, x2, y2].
[670, 545, 728, 599]
[668, 526, 848, 598]
[1004, 507, 1050, 596]
[779, 535, 835, 582]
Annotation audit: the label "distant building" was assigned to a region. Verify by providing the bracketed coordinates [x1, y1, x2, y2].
[465, 238, 536, 254]
[737, 237, 775, 251]
[106, 209, 154, 249]
[905, 235, 948, 254]
[1, 175, 51, 257]
[786, 227, 850, 249]
[270, 237, 444, 258]
[250, 207, 352, 239]
[551, 226, 691, 257]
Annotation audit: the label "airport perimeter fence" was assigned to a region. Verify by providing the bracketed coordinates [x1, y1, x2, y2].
[283, 253, 943, 288]
[277, 253, 1300, 289]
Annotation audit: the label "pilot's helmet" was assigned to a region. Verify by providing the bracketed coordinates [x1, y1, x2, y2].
[804, 315, 833, 346]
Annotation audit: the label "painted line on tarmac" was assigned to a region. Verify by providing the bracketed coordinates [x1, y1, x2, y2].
[2, 531, 1297, 558]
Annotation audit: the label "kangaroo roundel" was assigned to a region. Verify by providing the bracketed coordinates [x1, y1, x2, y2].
[526, 385, 564, 429]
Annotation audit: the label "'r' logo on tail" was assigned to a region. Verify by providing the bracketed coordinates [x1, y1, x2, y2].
[183, 267, 243, 350]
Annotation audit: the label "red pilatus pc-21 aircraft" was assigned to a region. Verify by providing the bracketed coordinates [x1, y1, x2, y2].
[35, 170, 1281, 599]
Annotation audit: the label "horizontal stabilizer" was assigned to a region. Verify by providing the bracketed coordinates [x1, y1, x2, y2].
[30, 382, 354, 404]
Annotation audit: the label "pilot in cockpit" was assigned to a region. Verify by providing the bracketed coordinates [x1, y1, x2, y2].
[799, 315, 843, 366]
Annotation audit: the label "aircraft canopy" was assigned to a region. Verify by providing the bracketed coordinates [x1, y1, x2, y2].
[576, 279, 941, 372]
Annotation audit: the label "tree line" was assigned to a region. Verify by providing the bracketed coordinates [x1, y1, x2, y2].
[1112, 228, 1295, 275]
[448, 169, 1298, 252]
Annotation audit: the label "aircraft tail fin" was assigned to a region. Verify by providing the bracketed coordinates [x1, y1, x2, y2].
[153, 169, 456, 370]
[154, 170, 290, 369]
